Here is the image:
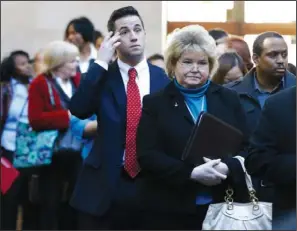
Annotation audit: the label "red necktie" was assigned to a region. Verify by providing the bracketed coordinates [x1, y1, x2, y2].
[124, 68, 141, 178]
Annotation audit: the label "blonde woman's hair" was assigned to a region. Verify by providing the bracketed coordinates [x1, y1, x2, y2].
[43, 40, 79, 72]
[165, 25, 219, 79]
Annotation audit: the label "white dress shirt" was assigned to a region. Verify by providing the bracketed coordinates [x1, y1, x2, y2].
[94, 58, 150, 104]
[55, 77, 73, 98]
[77, 43, 98, 74]
[94, 57, 150, 162]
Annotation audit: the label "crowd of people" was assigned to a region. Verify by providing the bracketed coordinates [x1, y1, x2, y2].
[0, 5, 296, 231]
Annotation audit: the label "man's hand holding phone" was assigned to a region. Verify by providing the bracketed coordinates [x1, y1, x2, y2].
[97, 31, 121, 64]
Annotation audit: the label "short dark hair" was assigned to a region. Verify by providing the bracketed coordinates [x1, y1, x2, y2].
[107, 6, 144, 32]
[0, 50, 30, 82]
[148, 53, 164, 62]
[288, 63, 296, 75]
[252, 31, 284, 56]
[65, 16, 95, 42]
[208, 28, 228, 41]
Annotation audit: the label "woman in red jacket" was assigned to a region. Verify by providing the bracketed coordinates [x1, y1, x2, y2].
[28, 41, 81, 230]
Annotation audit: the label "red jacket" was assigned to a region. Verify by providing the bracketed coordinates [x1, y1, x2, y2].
[28, 72, 80, 131]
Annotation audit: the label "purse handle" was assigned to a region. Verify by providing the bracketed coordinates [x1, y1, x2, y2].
[233, 156, 255, 193]
[225, 156, 259, 207]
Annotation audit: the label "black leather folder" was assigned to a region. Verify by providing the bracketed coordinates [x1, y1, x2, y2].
[181, 112, 243, 165]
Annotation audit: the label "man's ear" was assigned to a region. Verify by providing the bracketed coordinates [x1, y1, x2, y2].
[252, 53, 260, 66]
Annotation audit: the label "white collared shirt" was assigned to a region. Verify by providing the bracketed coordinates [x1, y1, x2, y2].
[77, 43, 98, 74]
[55, 77, 73, 98]
[95, 58, 150, 104]
[94, 57, 150, 163]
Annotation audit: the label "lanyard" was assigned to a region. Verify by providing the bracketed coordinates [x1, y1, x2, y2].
[185, 96, 205, 122]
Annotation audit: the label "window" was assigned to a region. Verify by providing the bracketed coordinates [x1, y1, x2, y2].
[245, 1, 296, 23]
[244, 35, 296, 65]
[166, 1, 234, 22]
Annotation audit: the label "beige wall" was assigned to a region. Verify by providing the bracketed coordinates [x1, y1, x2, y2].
[1, 1, 164, 59]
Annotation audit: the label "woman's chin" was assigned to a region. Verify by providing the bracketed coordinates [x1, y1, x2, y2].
[186, 79, 206, 88]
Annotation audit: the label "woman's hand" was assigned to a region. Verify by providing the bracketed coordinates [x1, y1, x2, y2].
[190, 159, 227, 186]
[203, 157, 229, 176]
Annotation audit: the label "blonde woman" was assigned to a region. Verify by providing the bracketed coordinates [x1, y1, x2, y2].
[136, 25, 250, 230]
[28, 41, 81, 230]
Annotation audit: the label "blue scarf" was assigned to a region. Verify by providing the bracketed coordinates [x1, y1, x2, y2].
[174, 79, 210, 122]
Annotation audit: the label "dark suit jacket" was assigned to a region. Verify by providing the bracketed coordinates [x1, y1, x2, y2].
[136, 81, 250, 214]
[245, 86, 296, 209]
[69, 60, 169, 216]
[225, 68, 296, 133]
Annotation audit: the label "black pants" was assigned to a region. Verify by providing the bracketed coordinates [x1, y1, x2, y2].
[78, 210, 111, 230]
[37, 153, 82, 230]
[1, 148, 39, 230]
[141, 205, 209, 230]
[77, 169, 143, 230]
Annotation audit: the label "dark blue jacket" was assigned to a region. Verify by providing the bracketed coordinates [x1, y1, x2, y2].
[69, 60, 169, 216]
[224, 68, 296, 133]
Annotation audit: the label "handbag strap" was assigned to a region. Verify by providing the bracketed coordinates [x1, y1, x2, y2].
[233, 156, 259, 203]
[18, 99, 28, 120]
[45, 78, 56, 107]
[233, 156, 254, 192]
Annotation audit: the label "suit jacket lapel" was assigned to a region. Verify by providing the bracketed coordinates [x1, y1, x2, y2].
[109, 61, 127, 121]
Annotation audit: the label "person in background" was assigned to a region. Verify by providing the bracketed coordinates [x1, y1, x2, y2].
[93, 30, 104, 50]
[287, 63, 296, 75]
[208, 28, 229, 58]
[208, 28, 229, 46]
[69, 6, 169, 230]
[212, 52, 247, 85]
[65, 16, 96, 75]
[225, 31, 296, 132]
[226, 35, 254, 71]
[0, 50, 38, 230]
[225, 31, 296, 203]
[70, 29, 103, 154]
[245, 86, 296, 230]
[148, 53, 165, 69]
[28, 41, 81, 230]
[136, 25, 249, 230]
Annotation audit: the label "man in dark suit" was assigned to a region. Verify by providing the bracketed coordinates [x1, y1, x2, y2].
[225, 32, 295, 202]
[245, 86, 296, 230]
[69, 6, 169, 230]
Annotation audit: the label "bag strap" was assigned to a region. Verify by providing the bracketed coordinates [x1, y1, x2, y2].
[45, 78, 56, 107]
[18, 99, 28, 120]
[233, 156, 254, 192]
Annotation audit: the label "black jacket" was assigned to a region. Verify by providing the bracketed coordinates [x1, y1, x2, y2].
[225, 68, 296, 133]
[136, 81, 250, 213]
[245, 86, 296, 209]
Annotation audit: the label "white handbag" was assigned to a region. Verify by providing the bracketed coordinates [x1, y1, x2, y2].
[202, 156, 272, 230]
